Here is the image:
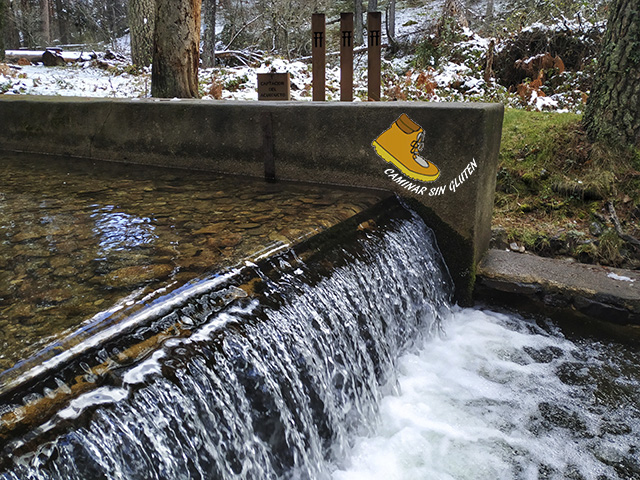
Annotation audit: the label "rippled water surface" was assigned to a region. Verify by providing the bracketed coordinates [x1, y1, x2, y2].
[0, 152, 387, 373]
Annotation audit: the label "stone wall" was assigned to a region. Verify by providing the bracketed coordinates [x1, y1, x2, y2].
[0, 96, 503, 304]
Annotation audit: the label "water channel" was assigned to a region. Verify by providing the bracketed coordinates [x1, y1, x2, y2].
[0, 152, 386, 382]
[1, 154, 639, 479]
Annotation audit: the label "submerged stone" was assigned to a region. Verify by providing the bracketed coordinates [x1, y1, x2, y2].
[104, 264, 173, 288]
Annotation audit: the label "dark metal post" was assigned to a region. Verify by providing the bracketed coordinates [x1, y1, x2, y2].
[340, 12, 354, 102]
[312, 13, 326, 101]
[367, 11, 381, 101]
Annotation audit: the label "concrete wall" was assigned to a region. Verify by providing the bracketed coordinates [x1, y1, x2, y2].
[0, 96, 503, 305]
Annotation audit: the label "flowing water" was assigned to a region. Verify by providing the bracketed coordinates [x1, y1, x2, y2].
[0, 152, 386, 378]
[1, 204, 639, 479]
[331, 308, 640, 480]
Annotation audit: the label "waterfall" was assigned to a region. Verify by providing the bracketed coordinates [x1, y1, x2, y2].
[1, 206, 453, 480]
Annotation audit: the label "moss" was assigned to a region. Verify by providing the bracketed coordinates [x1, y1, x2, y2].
[496, 108, 640, 268]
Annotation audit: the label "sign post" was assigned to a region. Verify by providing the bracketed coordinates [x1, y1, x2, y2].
[367, 11, 382, 101]
[340, 12, 354, 102]
[257, 73, 291, 101]
[312, 13, 326, 101]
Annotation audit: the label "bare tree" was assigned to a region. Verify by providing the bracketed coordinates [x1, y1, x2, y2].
[485, 0, 494, 23]
[0, 0, 6, 59]
[54, 0, 69, 44]
[3, 0, 20, 49]
[439, 0, 468, 31]
[151, 0, 202, 98]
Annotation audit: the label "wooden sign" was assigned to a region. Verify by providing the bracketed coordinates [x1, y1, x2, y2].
[257, 73, 291, 100]
[340, 12, 354, 102]
[312, 13, 326, 101]
[367, 11, 382, 101]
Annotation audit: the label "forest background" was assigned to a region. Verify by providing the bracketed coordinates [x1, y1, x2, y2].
[0, 0, 639, 269]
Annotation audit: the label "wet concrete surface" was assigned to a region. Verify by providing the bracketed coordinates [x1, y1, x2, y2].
[477, 249, 640, 325]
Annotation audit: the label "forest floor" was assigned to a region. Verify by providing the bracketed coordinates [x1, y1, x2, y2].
[1, 5, 639, 269]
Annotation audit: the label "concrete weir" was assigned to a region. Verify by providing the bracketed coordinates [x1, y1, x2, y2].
[0, 96, 503, 305]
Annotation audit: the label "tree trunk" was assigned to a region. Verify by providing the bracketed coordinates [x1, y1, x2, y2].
[3, 0, 19, 49]
[367, 0, 377, 11]
[583, 0, 640, 148]
[354, 0, 363, 45]
[151, 0, 201, 98]
[5, 0, 19, 48]
[41, 0, 51, 45]
[386, 0, 396, 50]
[54, 0, 69, 45]
[202, 0, 216, 68]
[0, 0, 5, 60]
[129, 0, 155, 66]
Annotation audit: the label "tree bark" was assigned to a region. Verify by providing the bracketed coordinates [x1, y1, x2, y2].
[0, 0, 5, 60]
[354, 0, 363, 45]
[367, 0, 377, 11]
[202, 0, 216, 68]
[129, 0, 155, 66]
[151, 0, 201, 98]
[583, 0, 640, 148]
[4, 0, 19, 49]
[54, 0, 69, 45]
[41, 0, 51, 45]
[386, 0, 396, 44]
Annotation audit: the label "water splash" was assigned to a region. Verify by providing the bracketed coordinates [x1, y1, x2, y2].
[331, 308, 640, 480]
[1, 210, 452, 479]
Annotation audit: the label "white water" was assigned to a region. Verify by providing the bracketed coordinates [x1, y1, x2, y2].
[332, 308, 640, 480]
[2, 205, 639, 479]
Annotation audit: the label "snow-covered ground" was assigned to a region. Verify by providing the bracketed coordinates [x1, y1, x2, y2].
[0, 3, 599, 113]
[0, 54, 568, 112]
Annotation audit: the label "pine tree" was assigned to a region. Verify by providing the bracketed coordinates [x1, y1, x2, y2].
[151, 0, 202, 98]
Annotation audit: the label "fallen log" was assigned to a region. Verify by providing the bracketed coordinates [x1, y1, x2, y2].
[4, 49, 96, 65]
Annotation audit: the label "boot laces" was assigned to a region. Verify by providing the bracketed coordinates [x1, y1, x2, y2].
[410, 132, 425, 156]
[410, 132, 430, 168]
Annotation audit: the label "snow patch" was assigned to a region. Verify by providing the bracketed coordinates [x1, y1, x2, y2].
[607, 272, 635, 283]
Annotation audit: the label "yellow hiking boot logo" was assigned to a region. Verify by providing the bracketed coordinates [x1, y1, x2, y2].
[372, 114, 440, 182]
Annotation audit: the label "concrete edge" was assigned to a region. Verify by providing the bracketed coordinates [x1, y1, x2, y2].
[475, 249, 640, 326]
[0, 97, 504, 306]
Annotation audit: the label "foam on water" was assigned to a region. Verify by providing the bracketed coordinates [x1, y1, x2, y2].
[2, 203, 639, 480]
[0, 209, 452, 479]
[332, 308, 640, 480]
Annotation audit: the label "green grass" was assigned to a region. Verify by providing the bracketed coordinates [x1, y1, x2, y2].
[495, 108, 640, 268]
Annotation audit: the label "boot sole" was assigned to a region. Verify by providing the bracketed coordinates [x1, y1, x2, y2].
[372, 141, 440, 182]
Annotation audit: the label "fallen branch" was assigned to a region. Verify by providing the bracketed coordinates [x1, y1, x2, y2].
[214, 49, 263, 66]
[293, 43, 388, 62]
[607, 201, 640, 249]
[224, 14, 264, 51]
[5, 49, 96, 64]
